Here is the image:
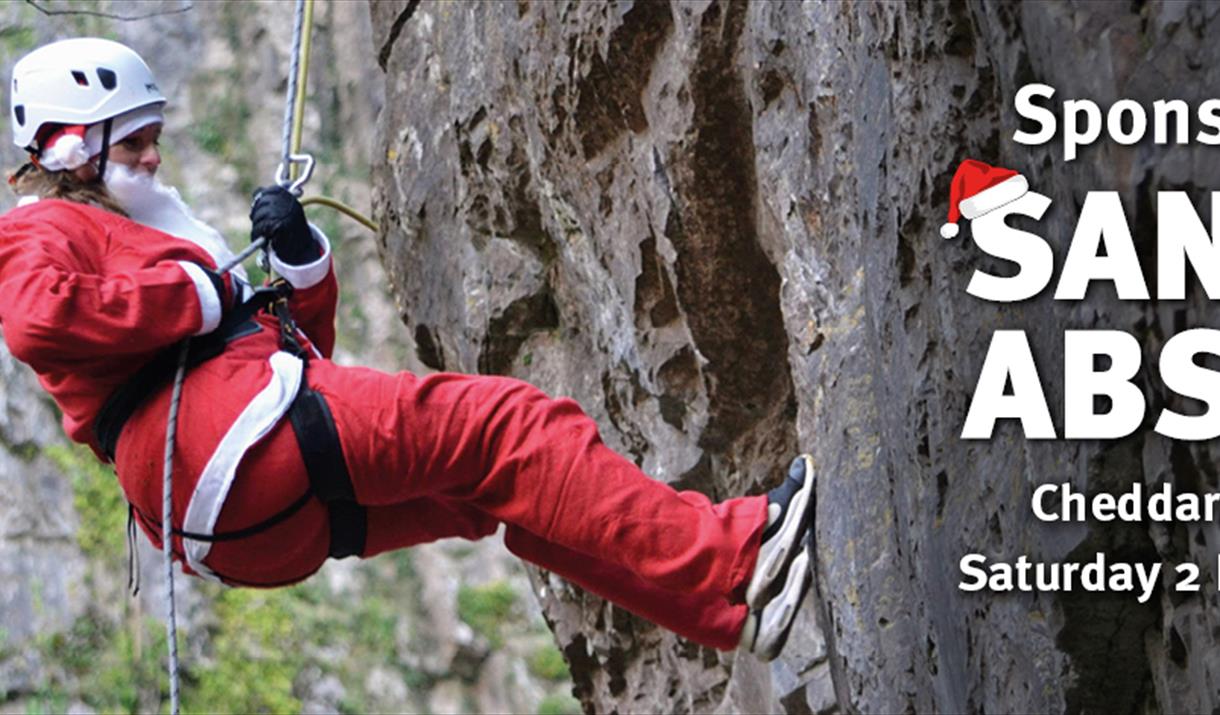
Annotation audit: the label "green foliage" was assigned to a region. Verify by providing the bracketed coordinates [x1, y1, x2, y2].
[4, 438, 39, 461]
[23, 690, 68, 715]
[188, 68, 259, 195]
[46, 443, 126, 561]
[83, 620, 167, 713]
[24, 565, 431, 714]
[457, 580, 519, 648]
[31, 614, 167, 714]
[186, 586, 310, 715]
[193, 119, 227, 156]
[350, 593, 397, 658]
[186, 555, 423, 714]
[528, 643, 570, 681]
[0, 25, 36, 54]
[537, 692, 582, 715]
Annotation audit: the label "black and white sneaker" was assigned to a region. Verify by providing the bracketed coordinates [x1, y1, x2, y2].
[739, 546, 812, 661]
[746, 454, 816, 609]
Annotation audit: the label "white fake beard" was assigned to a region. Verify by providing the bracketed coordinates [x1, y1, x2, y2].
[105, 163, 249, 282]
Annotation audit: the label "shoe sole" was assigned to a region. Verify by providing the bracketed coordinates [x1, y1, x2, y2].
[752, 547, 813, 661]
[746, 454, 816, 609]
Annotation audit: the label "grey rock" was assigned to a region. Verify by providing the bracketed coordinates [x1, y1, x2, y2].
[427, 678, 467, 715]
[373, 0, 1220, 712]
[300, 671, 346, 715]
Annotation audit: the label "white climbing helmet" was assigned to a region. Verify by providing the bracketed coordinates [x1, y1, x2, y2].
[10, 37, 166, 151]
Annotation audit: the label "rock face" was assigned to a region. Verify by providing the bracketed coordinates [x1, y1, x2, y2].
[0, 339, 85, 699]
[373, 1, 1220, 712]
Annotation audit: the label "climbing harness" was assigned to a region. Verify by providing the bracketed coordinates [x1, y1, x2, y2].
[95, 283, 287, 460]
[103, 268, 367, 571]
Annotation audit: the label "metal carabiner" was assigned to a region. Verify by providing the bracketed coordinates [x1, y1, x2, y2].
[275, 152, 316, 195]
[262, 153, 315, 271]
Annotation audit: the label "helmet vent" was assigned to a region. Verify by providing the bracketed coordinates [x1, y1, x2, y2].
[97, 68, 116, 90]
[14, 105, 24, 126]
[71, 70, 89, 87]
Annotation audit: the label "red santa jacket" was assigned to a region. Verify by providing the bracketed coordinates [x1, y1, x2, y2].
[0, 198, 337, 578]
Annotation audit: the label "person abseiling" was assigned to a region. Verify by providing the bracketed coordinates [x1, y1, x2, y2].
[0, 37, 817, 661]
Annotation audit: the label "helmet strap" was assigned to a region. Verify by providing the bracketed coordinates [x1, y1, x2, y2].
[8, 161, 35, 186]
[95, 117, 113, 182]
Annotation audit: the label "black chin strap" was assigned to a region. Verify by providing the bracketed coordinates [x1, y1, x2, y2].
[95, 118, 113, 181]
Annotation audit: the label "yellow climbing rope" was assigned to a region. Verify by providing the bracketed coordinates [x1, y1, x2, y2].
[302, 195, 379, 232]
[288, 0, 313, 174]
[287, 0, 380, 234]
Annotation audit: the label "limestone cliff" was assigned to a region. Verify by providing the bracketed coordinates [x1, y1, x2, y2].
[373, 1, 1220, 713]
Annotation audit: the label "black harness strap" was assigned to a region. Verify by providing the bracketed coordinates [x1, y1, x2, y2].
[286, 384, 367, 559]
[95, 283, 288, 461]
[132, 488, 313, 544]
[128, 506, 321, 589]
[95, 117, 112, 179]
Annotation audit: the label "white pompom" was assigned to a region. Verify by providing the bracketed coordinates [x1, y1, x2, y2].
[940, 222, 959, 239]
[41, 134, 90, 171]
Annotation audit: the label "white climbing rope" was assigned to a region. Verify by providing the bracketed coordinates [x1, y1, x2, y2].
[276, 0, 315, 195]
[160, 241, 267, 715]
[159, 2, 314, 712]
[161, 342, 186, 715]
[280, 0, 305, 174]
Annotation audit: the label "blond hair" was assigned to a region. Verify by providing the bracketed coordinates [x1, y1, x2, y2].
[8, 162, 128, 216]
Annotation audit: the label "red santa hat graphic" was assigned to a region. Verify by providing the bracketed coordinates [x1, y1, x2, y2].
[941, 159, 1029, 239]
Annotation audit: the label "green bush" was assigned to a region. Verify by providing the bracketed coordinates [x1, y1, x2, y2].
[537, 692, 582, 715]
[0, 26, 36, 55]
[186, 587, 309, 714]
[528, 643, 570, 681]
[32, 614, 166, 714]
[46, 443, 126, 561]
[457, 580, 518, 647]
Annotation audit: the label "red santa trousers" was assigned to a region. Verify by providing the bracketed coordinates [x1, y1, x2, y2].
[137, 363, 767, 651]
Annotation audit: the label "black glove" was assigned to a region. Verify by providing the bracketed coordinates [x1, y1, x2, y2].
[250, 185, 320, 265]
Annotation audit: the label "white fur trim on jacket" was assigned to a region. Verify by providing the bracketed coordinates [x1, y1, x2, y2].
[181, 351, 304, 581]
[959, 175, 1029, 220]
[177, 261, 223, 335]
[269, 225, 332, 290]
